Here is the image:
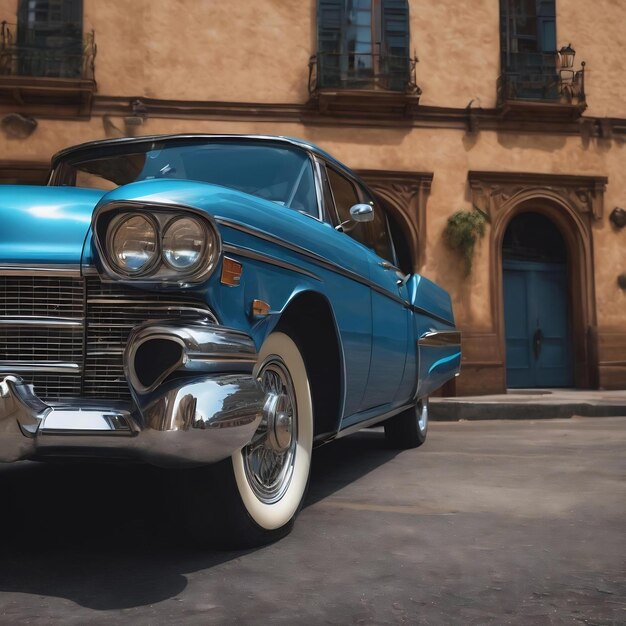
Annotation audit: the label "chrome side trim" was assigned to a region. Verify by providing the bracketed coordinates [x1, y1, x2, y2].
[0, 317, 83, 328]
[411, 305, 456, 327]
[218, 217, 407, 306]
[0, 264, 82, 277]
[0, 362, 80, 373]
[418, 330, 462, 347]
[335, 403, 414, 439]
[219, 219, 456, 325]
[223, 243, 321, 282]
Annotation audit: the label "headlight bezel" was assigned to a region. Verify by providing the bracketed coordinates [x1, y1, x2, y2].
[93, 200, 221, 285]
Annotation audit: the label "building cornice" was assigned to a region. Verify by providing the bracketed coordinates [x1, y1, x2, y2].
[3, 92, 625, 137]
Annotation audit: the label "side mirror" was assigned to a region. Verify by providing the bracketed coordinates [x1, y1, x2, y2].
[349, 203, 375, 222]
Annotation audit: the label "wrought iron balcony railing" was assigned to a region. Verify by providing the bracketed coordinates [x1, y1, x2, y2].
[497, 54, 585, 108]
[308, 52, 420, 95]
[0, 21, 96, 81]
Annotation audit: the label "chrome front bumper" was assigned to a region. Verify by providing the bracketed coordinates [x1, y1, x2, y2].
[0, 322, 265, 467]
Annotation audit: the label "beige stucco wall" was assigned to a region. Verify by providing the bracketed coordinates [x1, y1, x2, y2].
[411, 0, 500, 109]
[558, 0, 626, 118]
[82, 0, 313, 103]
[0, 0, 17, 17]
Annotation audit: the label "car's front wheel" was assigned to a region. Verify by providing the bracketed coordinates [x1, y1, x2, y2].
[231, 331, 313, 537]
[179, 331, 313, 549]
[384, 397, 428, 449]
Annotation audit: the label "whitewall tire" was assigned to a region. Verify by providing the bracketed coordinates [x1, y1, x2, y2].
[232, 331, 313, 531]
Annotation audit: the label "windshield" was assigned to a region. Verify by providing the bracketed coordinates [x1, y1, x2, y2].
[53, 141, 319, 216]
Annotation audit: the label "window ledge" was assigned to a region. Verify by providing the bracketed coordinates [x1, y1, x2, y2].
[499, 98, 587, 122]
[0, 75, 96, 119]
[306, 88, 420, 121]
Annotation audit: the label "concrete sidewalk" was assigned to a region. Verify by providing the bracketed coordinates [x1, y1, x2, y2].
[430, 388, 626, 420]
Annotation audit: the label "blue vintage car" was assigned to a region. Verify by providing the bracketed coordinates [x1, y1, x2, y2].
[0, 135, 460, 546]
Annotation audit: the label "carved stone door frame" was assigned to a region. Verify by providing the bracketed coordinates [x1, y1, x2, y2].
[469, 171, 607, 389]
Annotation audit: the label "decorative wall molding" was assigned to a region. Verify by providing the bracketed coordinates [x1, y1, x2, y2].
[468, 171, 608, 221]
[86, 95, 626, 137]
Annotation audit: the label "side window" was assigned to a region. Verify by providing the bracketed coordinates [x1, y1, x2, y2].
[326, 167, 369, 248]
[327, 167, 396, 263]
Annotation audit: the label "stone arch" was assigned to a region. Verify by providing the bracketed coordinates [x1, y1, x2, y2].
[469, 171, 607, 389]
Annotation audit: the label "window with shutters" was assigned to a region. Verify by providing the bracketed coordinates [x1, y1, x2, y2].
[312, 0, 416, 93]
[499, 0, 558, 101]
[497, 0, 586, 114]
[0, 0, 96, 118]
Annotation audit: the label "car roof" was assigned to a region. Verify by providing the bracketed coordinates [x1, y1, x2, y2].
[50, 134, 356, 178]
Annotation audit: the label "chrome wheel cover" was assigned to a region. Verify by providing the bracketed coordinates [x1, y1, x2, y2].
[417, 399, 428, 433]
[243, 356, 298, 504]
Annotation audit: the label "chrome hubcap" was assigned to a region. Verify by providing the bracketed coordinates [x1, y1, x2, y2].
[243, 357, 297, 504]
[264, 392, 293, 452]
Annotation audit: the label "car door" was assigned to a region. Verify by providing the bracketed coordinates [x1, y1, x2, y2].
[325, 165, 409, 412]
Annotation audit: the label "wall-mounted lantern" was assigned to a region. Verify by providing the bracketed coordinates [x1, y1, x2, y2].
[610, 207, 626, 229]
[558, 43, 576, 69]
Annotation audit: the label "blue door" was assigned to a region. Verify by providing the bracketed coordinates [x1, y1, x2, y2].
[504, 259, 572, 387]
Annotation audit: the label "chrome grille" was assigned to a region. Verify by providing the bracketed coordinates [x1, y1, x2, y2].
[0, 273, 216, 402]
[0, 276, 83, 317]
[0, 276, 84, 400]
[83, 277, 217, 400]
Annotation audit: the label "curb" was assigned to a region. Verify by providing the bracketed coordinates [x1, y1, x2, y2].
[429, 402, 626, 421]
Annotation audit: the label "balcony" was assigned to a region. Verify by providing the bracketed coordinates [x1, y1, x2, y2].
[0, 21, 97, 118]
[497, 51, 587, 121]
[307, 52, 421, 120]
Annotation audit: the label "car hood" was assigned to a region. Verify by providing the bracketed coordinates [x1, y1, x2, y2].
[0, 186, 106, 264]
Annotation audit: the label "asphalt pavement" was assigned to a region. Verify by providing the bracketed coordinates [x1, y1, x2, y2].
[0, 416, 624, 625]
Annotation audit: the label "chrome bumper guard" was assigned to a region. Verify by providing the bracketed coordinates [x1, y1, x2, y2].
[0, 322, 264, 467]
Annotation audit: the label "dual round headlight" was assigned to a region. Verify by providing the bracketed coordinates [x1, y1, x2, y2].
[109, 213, 214, 277]
[111, 214, 158, 274]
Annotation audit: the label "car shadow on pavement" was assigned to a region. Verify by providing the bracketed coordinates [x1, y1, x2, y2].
[0, 429, 399, 610]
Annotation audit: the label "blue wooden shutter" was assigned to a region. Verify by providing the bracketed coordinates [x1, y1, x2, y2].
[381, 0, 410, 91]
[317, 0, 345, 88]
[536, 1, 556, 53]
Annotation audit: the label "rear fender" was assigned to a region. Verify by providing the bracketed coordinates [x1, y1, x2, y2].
[407, 275, 461, 398]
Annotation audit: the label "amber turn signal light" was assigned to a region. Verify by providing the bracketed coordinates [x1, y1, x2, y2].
[220, 257, 242, 286]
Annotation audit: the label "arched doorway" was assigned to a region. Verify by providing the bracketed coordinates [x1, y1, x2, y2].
[502, 212, 573, 387]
